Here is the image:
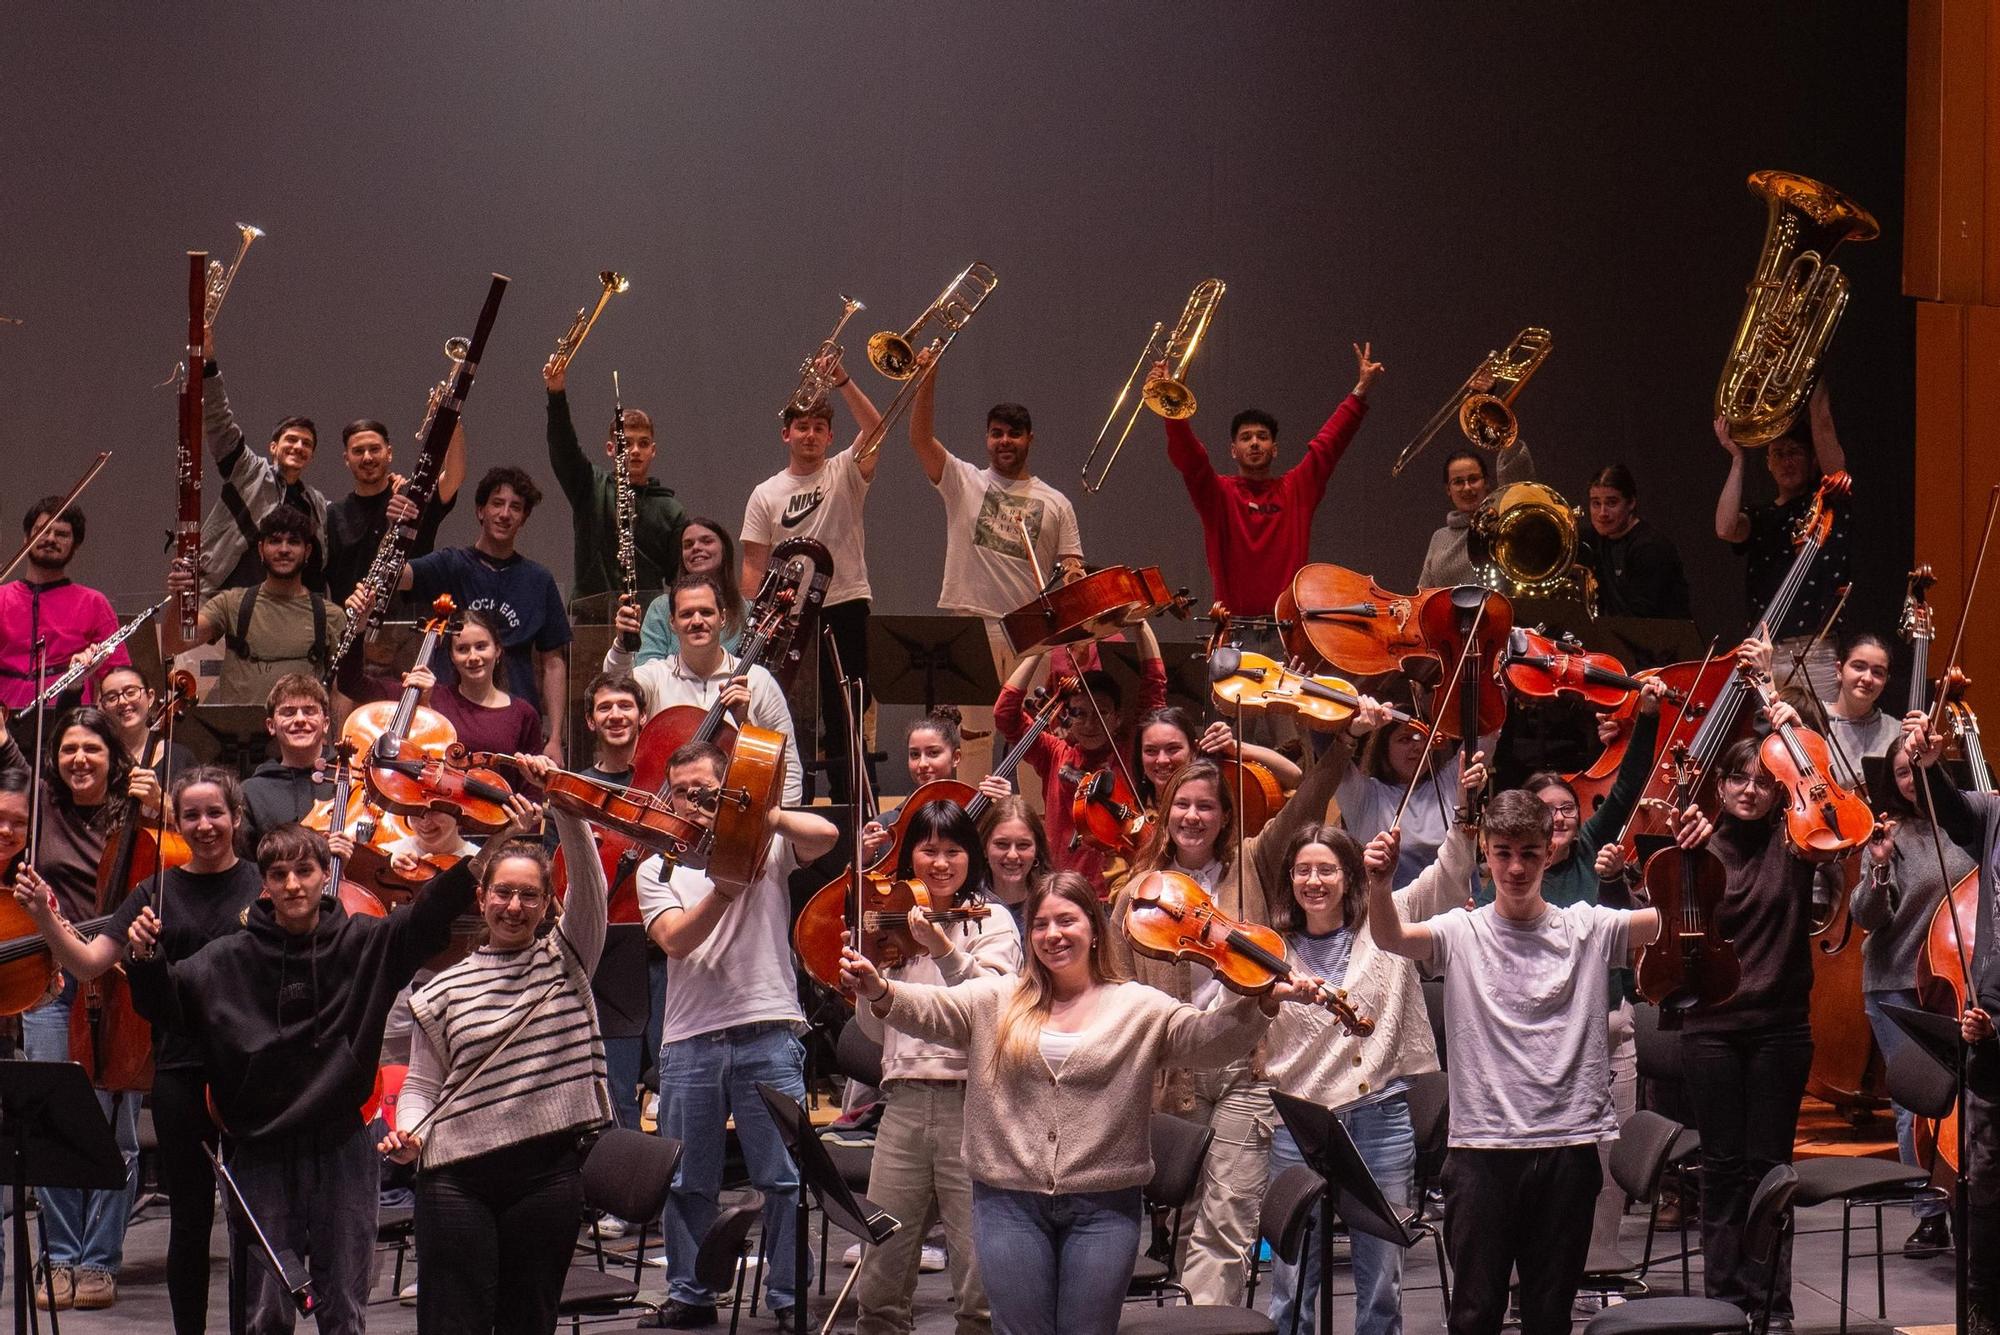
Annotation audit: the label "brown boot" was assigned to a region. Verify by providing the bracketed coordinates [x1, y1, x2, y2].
[33, 1265, 74, 1310]
[71, 1268, 117, 1310]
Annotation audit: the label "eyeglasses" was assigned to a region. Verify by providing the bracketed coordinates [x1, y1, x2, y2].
[1721, 772, 1777, 793]
[1543, 803, 1579, 819]
[487, 888, 546, 909]
[1290, 866, 1341, 883]
[99, 688, 147, 706]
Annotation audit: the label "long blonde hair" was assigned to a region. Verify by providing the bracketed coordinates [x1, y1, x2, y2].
[992, 872, 1125, 1074]
[1128, 759, 1234, 876]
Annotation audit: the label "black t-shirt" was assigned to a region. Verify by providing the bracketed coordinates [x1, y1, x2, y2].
[1581, 518, 1692, 621]
[1731, 488, 1851, 640]
[322, 487, 457, 603]
[110, 861, 264, 1069]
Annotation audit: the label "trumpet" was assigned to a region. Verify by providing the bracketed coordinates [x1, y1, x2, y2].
[782, 294, 864, 420]
[159, 222, 263, 387]
[1714, 171, 1877, 446]
[1389, 327, 1551, 478]
[548, 271, 630, 378]
[1081, 278, 1225, 493]
[853, 262, 998, 461]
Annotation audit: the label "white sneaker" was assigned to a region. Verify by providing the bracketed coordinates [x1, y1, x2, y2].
[399, 1281, 418, 1306]
[843, 1242, 862, 1265]
[919, 1245, 946, 1273]
[595, 1215, 632, 1239]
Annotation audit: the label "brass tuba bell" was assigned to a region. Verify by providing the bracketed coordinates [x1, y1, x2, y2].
[1714, 171, 1877, 446]
[1468, 482, 1596, 611]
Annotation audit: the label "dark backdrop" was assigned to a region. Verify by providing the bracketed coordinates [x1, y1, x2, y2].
[1, 3, 1911, 655]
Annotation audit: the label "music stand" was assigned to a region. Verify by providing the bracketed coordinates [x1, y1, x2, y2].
[865, 615, 999, 715]
[589, 924, 650, 1041]
[1882, 1001, 1972, 1333]
[0, 1062, 128, 1335]
[1271, 1090, 1431, 1335]
[757, 1082, 899, 1335]
[185, 703, 271, 773]
[206, 1143, 316, 1319]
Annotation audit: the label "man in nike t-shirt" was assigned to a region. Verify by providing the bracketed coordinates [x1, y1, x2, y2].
[739, 351, 884, 802]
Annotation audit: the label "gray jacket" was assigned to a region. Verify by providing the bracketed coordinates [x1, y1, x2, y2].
[1415, 441, 1536, 588]
[199, 370, 330, 589]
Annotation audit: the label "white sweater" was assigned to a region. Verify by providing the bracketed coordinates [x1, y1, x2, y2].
[854, 907, 1020, 1083]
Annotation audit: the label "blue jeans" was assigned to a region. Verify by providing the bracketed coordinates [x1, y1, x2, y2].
[970, 1182, 1142, 1335]
[605, 955, 668, 1133]
[20, 977, 141, 1275]
[1863, 988, 1947, 1220]
[659, 1022, 806, 1309]
[1266, 1093, 1416, 1335]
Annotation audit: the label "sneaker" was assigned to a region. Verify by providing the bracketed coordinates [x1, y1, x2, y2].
[769, 1305, 796, 1328]
[72, 1268, 117, 1310]
[596, 1213, 632, 1239]
[34, 1265, 73, 1311]
[918, 1245, 946, 1273]
[1905, 1214, 1952, 1257]
[842, 1242, 862, 1265]
[640, 1299, 718, 1328]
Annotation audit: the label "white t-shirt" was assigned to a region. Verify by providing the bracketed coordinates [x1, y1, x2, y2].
[933, 453, 1084, 619]
[602, 644, 805, 807]
[637, 839, 806, 1045]
[742, 450, 873, 606]
[1427, 901, 1631, 1149]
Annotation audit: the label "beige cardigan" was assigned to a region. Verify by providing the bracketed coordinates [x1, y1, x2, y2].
[1263, 823, 1474, 1110]
[879, 975, 1270, 1194]
[854, 910, 1021, 1084]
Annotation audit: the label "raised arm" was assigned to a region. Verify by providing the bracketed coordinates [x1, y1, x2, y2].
[12, 866, 123, 979]
[1712, 416, 1752, 542]
[908, 355, 948, 485]
[834, 364, 887, 482]
[1365, 829, 1436, 962]
[1804, 379, 1845, 477]
[542, 357, 594, 505]
[548, 804, 607, 973]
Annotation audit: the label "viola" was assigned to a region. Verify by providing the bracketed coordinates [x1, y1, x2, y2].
[630, 561, 812, 889]
[1499, 627, 1671, 712]
[0, 905, 82, 1016]
[1276, 564, 1441, 679]
[1000, 564, 1191, 658]
[542, 769, 704, 865]
[1636, 764, 1741, 1023]
[1416, 586, 1512, 744]
[794, 679, 1077, 998]
[1741, 667, 1871, 862]
[1123, 871, 1371, 1035]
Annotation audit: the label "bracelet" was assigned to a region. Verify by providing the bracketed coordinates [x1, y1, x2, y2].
[833, 375, 851, 388]
[869, 981, 890, 1003]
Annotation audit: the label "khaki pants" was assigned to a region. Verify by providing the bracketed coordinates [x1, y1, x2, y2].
[854, 1080, 989, 1335]
[1590, 999, 1641, 1254]
[1179, 1071, 1277, 1307]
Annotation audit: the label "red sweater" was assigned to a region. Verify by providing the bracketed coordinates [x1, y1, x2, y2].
[1165, 395, 1369, 616]
[994, 657, 1167, 895]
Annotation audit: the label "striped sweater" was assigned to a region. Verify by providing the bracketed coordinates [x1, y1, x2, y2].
[398, 809, 614, 1168]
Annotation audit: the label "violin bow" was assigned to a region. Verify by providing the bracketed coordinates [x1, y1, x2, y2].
[822, 625, 871, 966]
[1391, 597, 1488, 833]
[1614, 637, 1721, 852]
[0, 451, 111, 584]
[1912, 483, 2000, 998]
[1789, 584, 1868, 796]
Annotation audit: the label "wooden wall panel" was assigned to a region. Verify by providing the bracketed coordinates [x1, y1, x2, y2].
[1907, 0, 1946, 298]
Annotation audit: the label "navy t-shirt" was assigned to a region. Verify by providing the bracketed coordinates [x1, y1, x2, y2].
[407, 547, 572, 714]
[1731, 489, 1851, 640]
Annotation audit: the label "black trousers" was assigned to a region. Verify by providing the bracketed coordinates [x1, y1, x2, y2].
[815, 598, 873, 803]
[1966, 1056, 2000, 1327]
[413, 1132, 585, 1335]
[1442, 1143, 1602, 1335]
[1682, 1021, 1813, 1320]
[151, 1065, 220, 1335]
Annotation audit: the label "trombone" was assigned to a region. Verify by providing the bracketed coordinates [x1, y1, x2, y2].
[782, 294, 864, 419]
[159, 222, 263, 386]
[853, 262, 999, 461]
[1081, 278, 1225, 494]
[548, 271, 630, 378]
[1389, 327, 1552, 478]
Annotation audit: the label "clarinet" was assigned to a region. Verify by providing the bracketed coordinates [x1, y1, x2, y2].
[176, 252, 206, 639]
[612, 370, 641, 652]
[33, 598, 172, 710]
[325, 275, 510, 682]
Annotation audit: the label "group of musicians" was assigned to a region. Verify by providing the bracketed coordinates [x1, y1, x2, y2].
[0, 254, 1995, 1335]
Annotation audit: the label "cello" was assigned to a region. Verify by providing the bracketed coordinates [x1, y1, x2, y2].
[1915, 673, 1988, 1173]
[999, 564, 1191, 657]
[793, 679, 1076, 996]
[1276, 563, 1441, 679]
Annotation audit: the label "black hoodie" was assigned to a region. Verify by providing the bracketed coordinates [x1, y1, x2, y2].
[241, 758, 333, 843]
[127, 860, 475, 1145]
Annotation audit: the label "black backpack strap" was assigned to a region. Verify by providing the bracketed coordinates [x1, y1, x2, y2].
[224, 585, 260, 659]
[309, 593, 328, 669]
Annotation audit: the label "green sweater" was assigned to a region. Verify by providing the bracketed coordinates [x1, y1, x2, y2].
[545, 390, 688, 600]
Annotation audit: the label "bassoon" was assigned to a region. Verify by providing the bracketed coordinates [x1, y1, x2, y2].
[325, 274, 509, 682]
[176, 252, 206, 639]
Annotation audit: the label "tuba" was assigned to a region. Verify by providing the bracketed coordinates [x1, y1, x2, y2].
[1390, 328, 1551, 477]
[1081, 278, 1226, 494]
[1468, 481, 1596, 610]
[548, 271, 629, 377]
[853, 261, 999, 461]
[1714, 171, 1878, 446]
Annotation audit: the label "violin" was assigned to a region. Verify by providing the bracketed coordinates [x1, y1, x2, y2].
[1637, 760, 1741, 1023]
[1416, 586, 1512, 743]
[1123, 871, 1371, 1035]
[1000, 564, 1191, 658]
[1499, 627, 1674, 712]
[795, 680, 1079, 999]
[1072, 766, 1153, 858]
[1741, 667, 1871, 862]
[1276, 564, 1441, 679]
[1208, 645, 1398, 733]
[848, 878, 994, 973]
[0, 914, 116, 1016]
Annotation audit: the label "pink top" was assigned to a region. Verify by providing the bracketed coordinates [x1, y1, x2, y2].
[0, 578, 127, 710]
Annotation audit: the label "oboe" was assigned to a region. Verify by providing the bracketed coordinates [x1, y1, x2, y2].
[325, 275, 510, 682]
[177, 252, 206, 639]
[611, 371, 640, 652]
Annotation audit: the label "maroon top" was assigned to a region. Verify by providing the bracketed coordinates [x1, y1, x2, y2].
[428, 681, 544, 758]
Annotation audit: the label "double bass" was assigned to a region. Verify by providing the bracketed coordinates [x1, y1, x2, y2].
[1915, 673, 1988, 1173]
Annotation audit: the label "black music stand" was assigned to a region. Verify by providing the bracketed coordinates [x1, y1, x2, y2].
[757, 1083, 899, 1335]
[184, 703, 271, 773]
[1882, 1001, 1973, 1334]
[207, 1143, 316, 1320]
[1271, 1090, 1431, 1335]
[866, 615, 999, 716]
[0, 1062, 128, 1335]
[589, 924, 650, 1041]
